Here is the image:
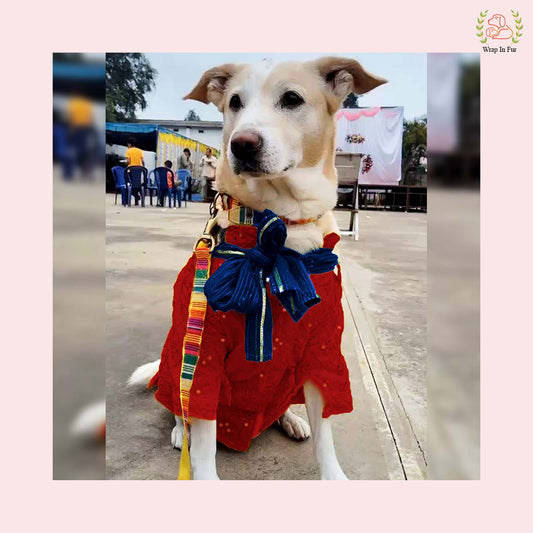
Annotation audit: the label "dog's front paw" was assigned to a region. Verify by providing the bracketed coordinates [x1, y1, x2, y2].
[278, 409, 311, 440]
[171, 416, 184, 450]
[193, 470, 220, 480]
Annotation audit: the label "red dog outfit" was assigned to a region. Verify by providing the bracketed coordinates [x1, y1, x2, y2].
[149, 222, 353, 452]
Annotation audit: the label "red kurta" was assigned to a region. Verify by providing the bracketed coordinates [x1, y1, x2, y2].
[149, 224, 353, 451]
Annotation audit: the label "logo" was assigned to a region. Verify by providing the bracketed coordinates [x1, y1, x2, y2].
[476, 10, 523, 52]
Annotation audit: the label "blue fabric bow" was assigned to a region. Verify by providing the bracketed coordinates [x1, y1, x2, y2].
[204, 209, 338, 362]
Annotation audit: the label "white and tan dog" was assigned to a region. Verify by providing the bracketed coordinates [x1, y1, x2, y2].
[130, 57, 386, 479]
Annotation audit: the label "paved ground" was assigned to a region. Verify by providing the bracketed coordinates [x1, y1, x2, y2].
[106, 197, 427, 480]
[54, 177, 106, 479]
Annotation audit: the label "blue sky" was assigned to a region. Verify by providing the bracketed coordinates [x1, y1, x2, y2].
[137, 53, 428, 122]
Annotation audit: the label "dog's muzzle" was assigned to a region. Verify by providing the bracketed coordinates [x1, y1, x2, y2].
[231, 130, 265, 174]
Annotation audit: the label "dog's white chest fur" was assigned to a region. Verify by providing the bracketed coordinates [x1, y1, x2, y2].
[216, 162, 339, 254]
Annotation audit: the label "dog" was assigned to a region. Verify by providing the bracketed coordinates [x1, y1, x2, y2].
[486, 14, 513, 40]
[129, 57, 386, 480]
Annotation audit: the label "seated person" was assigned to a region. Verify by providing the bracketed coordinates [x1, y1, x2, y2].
[159, 160, 183, 208]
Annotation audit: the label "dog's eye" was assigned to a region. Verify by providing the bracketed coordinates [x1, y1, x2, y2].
[280, 91, 304, 109]
[229, 94, 243, 111]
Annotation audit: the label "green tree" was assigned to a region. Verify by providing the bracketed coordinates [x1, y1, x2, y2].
[460, 61, 480, 153]
[184, 109, 201, 121]
[402, 117, 427, 183]
[106, 53, 157, 121]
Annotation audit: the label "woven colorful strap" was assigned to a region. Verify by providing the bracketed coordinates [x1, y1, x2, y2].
[226, 196, 318, 226]
[228, 205, 255, 225]
[178, 240, 211, 480]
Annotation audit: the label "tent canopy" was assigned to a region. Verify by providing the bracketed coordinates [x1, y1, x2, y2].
[106, 122, 219, 156]
[106, 123, 159, 152]
[106, 122, 220, 174]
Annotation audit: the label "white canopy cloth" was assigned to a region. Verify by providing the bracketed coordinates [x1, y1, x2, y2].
[427, 53, 460, 154]
[335, 107, 404, 185]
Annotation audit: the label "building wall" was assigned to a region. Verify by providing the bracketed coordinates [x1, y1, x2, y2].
[171, 125, 222, 150]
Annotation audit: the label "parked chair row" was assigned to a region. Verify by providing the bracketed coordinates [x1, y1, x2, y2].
[111, 165, 191, 209]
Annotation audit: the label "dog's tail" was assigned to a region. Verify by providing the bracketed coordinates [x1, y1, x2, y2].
[127, 359, 160, 387]
[70, 400, 106, 440]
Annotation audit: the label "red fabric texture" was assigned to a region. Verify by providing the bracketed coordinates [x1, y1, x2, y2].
[150, 225, 353, 451]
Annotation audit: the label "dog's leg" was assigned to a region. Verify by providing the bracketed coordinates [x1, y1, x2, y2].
[304, 381, 348, 480]
[189, 418, 219, 480]
[277, 408, 311, 440]
[171, 415, 184, 449]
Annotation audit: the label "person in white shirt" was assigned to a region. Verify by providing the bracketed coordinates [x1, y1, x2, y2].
[179, 148, 194, 201]
[200, 148, 217, 201]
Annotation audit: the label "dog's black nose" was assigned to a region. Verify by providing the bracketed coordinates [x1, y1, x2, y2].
[231, 130, 262, 162]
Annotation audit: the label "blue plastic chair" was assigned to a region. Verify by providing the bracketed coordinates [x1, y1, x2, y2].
[125, 166, 148, 207]
[176, 169, 191, 208]
[145, 169, 159, 206]
[53, 123, 68, 161]
[54, 123, 75, 179]
[111, 165, 129, 206]
[153, 167, 174, 208]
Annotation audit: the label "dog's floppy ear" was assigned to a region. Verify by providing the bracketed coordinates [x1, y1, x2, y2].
[313, 57, 387, 113]
[183, 64, 244, 111]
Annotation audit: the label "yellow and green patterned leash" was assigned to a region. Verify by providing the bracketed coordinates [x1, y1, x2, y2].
[177, 220, 216, 480]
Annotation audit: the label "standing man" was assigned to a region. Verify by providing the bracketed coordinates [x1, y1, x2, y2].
[125, 137, 144, 167]
[179, 148, 194, 202]
[178, 148, 193, 171]
[125, 137, 145, 205]
[65, 92, 95, 180]
[200, 148, 217, 202]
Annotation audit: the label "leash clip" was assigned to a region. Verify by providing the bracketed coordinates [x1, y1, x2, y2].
[194, 216, 218, 251]
[194, 234, 215, 252]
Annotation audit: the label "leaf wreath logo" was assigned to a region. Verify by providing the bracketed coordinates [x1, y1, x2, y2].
[510, 10, 523, 43]
[477, 10, 524, 44]
[476, 10, 489, 43]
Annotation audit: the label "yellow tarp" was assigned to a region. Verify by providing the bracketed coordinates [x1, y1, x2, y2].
[157, 131, 219, 168]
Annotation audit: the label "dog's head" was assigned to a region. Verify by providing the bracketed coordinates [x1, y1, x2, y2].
[184, 57, 386, 182]
[488, 14, 506, 28]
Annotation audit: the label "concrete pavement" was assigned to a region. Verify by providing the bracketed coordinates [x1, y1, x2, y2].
[106, 197, 427, 480]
